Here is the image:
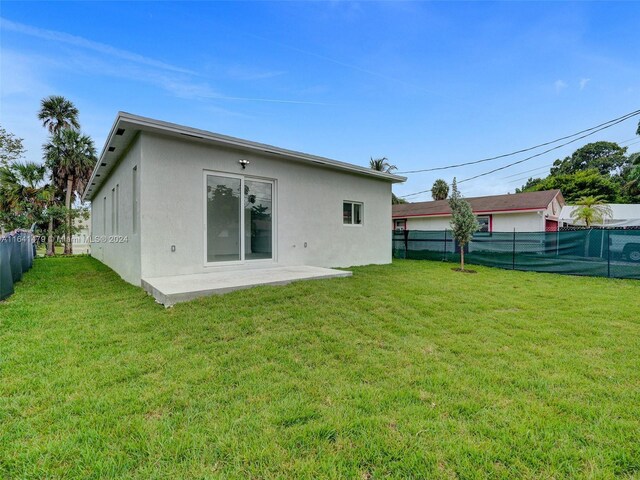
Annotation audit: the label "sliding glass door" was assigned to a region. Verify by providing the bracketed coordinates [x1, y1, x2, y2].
[206, 172, 273, 264]
[206, 174, 242, 263]
[244, 179, 273, 260]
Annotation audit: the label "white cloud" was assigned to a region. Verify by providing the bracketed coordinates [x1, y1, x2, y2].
[554, 79, 568, 93]
[579, 78, 590, 90]
[0, 17, 195, 75]
[224, 66, 286, 81]
[1, 17, 331, 106]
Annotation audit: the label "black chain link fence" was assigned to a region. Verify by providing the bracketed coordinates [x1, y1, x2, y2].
[0, 230, 35, 300]
[392, 229, 640, 280]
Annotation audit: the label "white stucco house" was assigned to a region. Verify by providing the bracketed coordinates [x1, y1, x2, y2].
[392, 190, 565, 233]
[83, 113, 405, 304]
[560, 204, 640, 228]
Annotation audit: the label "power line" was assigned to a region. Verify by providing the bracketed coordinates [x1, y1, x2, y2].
[505, 172, 549, 185]
[502, 136, 637, 181]
[502, 139, 640, 186]
[500, 164, 553, 180]
[400, 112, 640, 199]
[617, 136, 639, 145]
[397, 109, 640, 174]
[458, 112, 639, 184]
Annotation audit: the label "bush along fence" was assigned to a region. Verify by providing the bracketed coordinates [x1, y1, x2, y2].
[392, 229, 640, 280]
[0, 230, 35, 301]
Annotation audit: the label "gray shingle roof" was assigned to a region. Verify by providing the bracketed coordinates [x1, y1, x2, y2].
[392, 190, 563, 217]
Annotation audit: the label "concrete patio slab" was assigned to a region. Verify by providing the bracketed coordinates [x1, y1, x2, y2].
[142, 265, 352, 306]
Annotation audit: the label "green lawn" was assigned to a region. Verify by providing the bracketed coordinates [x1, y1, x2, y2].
[1, 257, 639, 479]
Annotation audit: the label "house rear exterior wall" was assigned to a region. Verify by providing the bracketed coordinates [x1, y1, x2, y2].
[138, 132, 392, 279]
[90, 135, 142, 284]
[402, 211, 544, 232]
[491, 212, 544, 232]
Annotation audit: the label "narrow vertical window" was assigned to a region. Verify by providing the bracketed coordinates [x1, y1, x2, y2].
[132, 166, 138, 233]
[115, 184, 120, 234]
[111, 188, 115, 233]
[103, 197, 107, 234]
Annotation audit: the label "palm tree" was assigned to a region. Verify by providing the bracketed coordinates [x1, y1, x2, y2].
[431, 179, 449, 200]
[570, 195, 613, 227]
[0, 161, 51, 232]
[38, 96, 80, 135]
[369, 157, 397, 174]
[44, 129, 97, 254]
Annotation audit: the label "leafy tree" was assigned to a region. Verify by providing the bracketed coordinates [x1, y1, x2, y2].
[44, 129, 97, 254]
[570, 195, 613, 227]
[431, 179, 449, 200]
[551, 142, 628, 176]
[38, 96, 80, 135]
[369, 157, 397, 173]
[518, 168, 620, 202]
[0, 126, 26, 166]
[622, 152, 640, 202]
[448, 178, 479, 271]
[392, 193, 407, 204]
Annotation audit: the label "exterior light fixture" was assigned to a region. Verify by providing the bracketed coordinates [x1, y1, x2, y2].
[239, 159, 250, 169]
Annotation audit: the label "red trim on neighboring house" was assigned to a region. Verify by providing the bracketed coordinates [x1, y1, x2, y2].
[392, 207, 545, 219]
[545, 219, 558, 232]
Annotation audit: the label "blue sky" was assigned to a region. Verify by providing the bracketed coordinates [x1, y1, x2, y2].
[1, 1, 639, 199]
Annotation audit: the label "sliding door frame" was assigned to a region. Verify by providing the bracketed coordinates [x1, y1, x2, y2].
[203, 169, 277, 267]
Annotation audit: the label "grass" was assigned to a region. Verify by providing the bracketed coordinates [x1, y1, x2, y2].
[34, 245, 65, 256]
[1, 257, 639, 479]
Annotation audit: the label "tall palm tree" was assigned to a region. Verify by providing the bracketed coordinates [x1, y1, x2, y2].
[44, 129, 97, 254]
[570, 195, 613, 227]
[431, 179, 449, 200]
[38, 96, 80, 135]
[369, 157, 397, 174]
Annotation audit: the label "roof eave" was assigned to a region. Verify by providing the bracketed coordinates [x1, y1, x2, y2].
[392, 207, 547, 218]
[83, 112, 406, 201]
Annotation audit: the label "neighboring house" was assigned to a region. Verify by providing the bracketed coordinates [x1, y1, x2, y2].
[560, 204, 640, 228]
[392, 190, 565, 232]
[72, 214, 91, 254]
[82, 112, 405, 302]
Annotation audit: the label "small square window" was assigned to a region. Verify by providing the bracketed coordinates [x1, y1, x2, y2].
[343, 201, 363, 225]
[477, 215, 491, 235]
[394, 219, 406, 231]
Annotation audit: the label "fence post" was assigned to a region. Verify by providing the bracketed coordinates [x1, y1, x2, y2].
[403, 228, 409, 259]
[607, 229, 611, 278]
[512, 229, 516, 270]
[443, 229, 447, 261]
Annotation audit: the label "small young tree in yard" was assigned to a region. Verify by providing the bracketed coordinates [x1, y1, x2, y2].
[448, 178, 479, 271]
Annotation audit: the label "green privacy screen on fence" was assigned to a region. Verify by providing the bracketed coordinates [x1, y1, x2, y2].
[0, 230, 35, 301]
[392, 229, 640, 280]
